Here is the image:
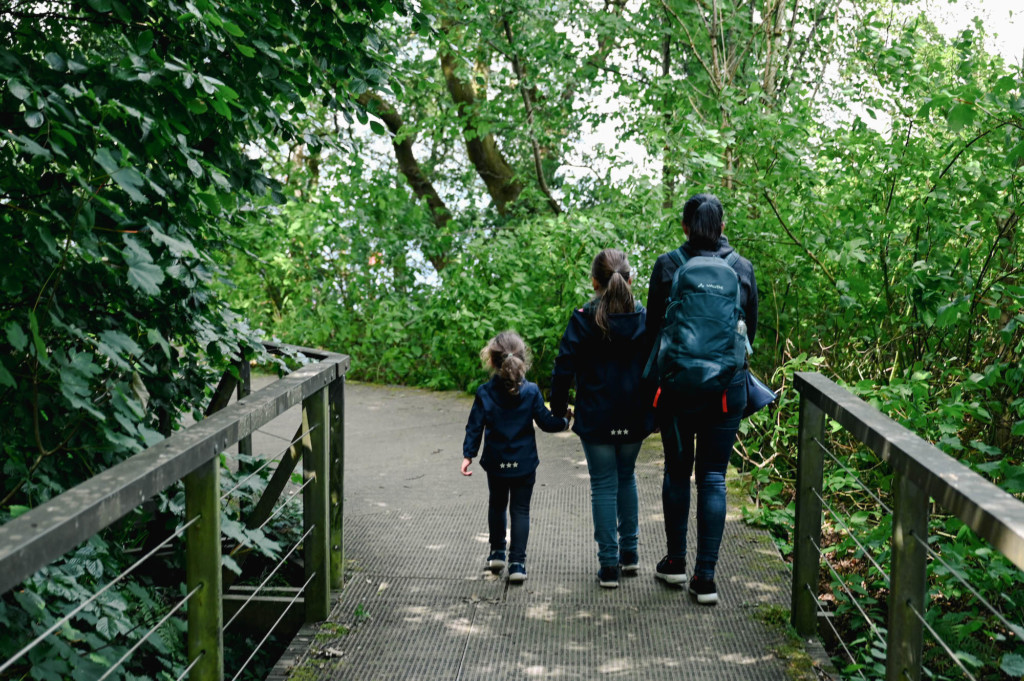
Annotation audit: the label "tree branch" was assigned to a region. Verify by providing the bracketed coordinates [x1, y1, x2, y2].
[358, 91, 452, 271]
[502, 18, 562, 216]
[763, 188, 837, 286]
[439, 25, 523, 215]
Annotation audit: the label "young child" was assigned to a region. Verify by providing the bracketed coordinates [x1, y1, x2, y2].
[461, 330, 570, 583]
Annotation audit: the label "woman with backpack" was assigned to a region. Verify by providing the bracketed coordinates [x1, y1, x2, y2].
[550, 248, 656, 588]
[645, 193, 758, 605]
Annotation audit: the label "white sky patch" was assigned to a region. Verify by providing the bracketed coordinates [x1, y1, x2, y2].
[922, 0, 1024, 65]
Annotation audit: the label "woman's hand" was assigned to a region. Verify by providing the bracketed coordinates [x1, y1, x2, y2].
[461, 458, 473, 476]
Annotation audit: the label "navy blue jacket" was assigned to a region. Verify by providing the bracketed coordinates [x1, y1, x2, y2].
[463, 376, 569, 477]
[646, 235, 758, 346]
[549, 301, 656, 444]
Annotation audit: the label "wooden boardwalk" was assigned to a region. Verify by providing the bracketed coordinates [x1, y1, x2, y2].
[265, 382, 830, 680]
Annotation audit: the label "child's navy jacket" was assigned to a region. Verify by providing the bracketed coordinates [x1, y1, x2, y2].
[463, 376, 568, 477]
[549, 301, 656, 444]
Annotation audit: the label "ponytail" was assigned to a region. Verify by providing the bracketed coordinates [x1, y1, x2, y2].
[682, 193, 724, 250]
[590, 249, 635, 338]
[479, 330, 532, 395]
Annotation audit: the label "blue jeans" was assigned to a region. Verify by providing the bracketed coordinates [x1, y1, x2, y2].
[486, 472, 536, 564]
[581, 440, 642, 567]
[659, 372, 746, 581]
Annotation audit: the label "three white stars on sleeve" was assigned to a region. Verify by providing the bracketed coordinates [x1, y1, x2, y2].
[611, 429, 629, 436]
[499, 462, 520, 469]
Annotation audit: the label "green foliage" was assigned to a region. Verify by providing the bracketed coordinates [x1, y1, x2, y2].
[1, 0, 399, 679]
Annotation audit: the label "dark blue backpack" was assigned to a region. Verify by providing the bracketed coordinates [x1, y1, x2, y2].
[646, 248, 747, 395]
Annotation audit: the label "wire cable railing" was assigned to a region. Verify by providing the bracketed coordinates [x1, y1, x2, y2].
[793, 372, 1024, 681]
[0, 343, 349, 681]
[219, 425, 314, 502]
[0, 515, 199, 677]
[96, 583, 203, 681]
[803, 582, 871, 681]
[223, 525, 316, 633]
[808, 536, 888, 652]
[228, 571, 317, 681]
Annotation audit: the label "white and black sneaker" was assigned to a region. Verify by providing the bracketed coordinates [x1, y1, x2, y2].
[688, 575, 718, 605]
[654, 556, 687, 585]
[486, 550, 506, 573]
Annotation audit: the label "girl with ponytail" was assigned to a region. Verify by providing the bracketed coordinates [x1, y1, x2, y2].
[550, 249, 656, 588]
[462, 330, 571, 583]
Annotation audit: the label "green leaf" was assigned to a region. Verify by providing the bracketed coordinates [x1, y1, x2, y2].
[1002, 654, 1024, 677]
[369, 120, 386, 135]
[122, 241, 165, 296]
[223, 21, 245, 37]
[1007, 140, 1024, 165]
[5, 322, 28, 351]
[0, 362, 14, 388]
[235, 43, 256, 58]
[7, 79, 31, 100]
[98, 330, 144, 358]
[87, 0, 113, 11]
[44, 52, 66, 71]
[136, 30, 155, 55]
[946, 103, 975, 131]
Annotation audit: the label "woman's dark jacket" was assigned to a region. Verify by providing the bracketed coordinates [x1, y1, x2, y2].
[463, 376, 569, 477]
[646, 235, 758, 347]
[549, 300, 656, 444]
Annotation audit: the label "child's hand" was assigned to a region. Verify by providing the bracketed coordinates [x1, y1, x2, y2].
[461, 458, 473, 476]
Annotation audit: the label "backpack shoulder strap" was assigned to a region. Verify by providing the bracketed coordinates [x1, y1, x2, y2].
[668, 247, 687, 269]
[724, 251, 740, 267]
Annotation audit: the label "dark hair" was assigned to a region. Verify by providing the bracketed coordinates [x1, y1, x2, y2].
[590, 248, 634, 337]
[682, 193, 724, 251]
[480, 330, 531, 395]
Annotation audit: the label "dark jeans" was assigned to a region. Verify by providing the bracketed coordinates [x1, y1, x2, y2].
[659, 372, 746, 581]
[486, 471, 536, 564]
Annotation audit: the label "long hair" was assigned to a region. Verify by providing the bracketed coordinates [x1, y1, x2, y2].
[590, 249, 634, 338]
[682, 193, 724, 250]
[479, 330, 531, 395]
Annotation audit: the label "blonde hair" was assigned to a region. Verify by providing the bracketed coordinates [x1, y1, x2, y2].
[480, 330, 532, 396]
[590, 248, 635, 337]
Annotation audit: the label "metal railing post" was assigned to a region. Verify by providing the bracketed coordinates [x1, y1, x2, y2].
[887, 471, 929, 681]
[791, 387, 826, 637]
[185, 458, 223, 681]
[329, 374, 345, 590]
[302, 386, 331, 622]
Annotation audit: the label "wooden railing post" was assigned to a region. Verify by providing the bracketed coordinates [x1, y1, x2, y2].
[887, 471, 929, 681]
[791, 386, 826, 637]
[236, 358, 253, 474]
[302, 386, 331, 622]
[329, 374, 345, 590]
[185, 458, 223, 681]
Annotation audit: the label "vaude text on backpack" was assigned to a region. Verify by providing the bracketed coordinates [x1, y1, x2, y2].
[648, 248, 747, 396]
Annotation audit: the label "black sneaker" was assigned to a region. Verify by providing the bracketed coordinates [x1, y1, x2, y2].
[619, 551, 639, 575]
[688, 575, 718, 605]
[654, 556, 687, 585]
[486, 550, 506, 573]
[598, 565, 620, 588]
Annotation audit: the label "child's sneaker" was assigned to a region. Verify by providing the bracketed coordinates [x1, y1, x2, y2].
[654, 556, 687, 585]
[598, 565, 620, 588]
[619, 550, 639, 575]
[508, 563, 527, 583]
[688, 575, 718, 605]
[486, 550, 506, 573]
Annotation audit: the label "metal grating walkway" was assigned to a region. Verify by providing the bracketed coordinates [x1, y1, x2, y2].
[265, 382, 826, 680]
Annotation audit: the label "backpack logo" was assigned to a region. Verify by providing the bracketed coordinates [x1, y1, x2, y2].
[648, 248, 746, 395]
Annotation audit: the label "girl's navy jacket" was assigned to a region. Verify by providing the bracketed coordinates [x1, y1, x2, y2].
[549, 301, 656, 444]
[462, 376, 569, 477]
